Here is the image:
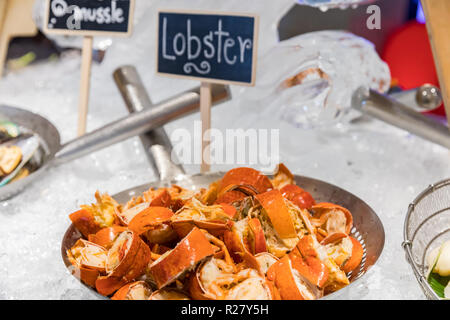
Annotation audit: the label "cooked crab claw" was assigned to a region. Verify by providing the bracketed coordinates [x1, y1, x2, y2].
[111, 281, 153, 300]
[95, 230, 151, 296]
[69, 192, 119, 237]
[149, 288, 190, 300]
[311, 203, 353, 238]
[67, 239, 107, 287]
[280, 184, 316, 210]
[88, 226, 127, 249]
[267, 255, 322, 300]
[171, 198, 234, 238]
[149, 227, 216, 289]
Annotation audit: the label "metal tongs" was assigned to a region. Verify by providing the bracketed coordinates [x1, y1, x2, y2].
[352, 86, 450, 150]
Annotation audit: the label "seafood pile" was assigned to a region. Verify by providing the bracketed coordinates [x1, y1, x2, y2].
[66, 164, 364, 300]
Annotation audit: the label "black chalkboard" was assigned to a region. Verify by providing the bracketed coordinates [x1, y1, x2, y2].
[157, 11, 259, 85]
[44, 0, 134, 36]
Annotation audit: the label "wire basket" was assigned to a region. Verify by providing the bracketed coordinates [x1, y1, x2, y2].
[403, 179, 450, 300]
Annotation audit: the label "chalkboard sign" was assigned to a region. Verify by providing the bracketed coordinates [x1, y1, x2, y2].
[157, 10, 259, 86]
[44, 0, 135, 36]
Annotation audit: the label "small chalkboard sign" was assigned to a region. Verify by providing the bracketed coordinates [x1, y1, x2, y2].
[157, 10, 259, 86]
[44, 0, 135, 37]
[156, 10, 259, 173]
[43, 0, 135, 136]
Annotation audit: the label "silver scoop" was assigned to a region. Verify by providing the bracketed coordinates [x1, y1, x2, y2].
[0, 134, 40, 186]
[0, 77, 231, 201]
[62, 66, 385, 300]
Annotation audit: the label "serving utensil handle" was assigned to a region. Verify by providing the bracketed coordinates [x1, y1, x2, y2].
[352, 87, 450, 150]
[113, 65, 185, 181]
[54, 80, 231, 166]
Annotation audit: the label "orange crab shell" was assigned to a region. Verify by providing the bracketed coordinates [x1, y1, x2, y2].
[145, 224, 178, 245]
[218, 167, 273, 195]
[271, 163, 295, 189]
[255, 189, 297, 239]
[247, 218, 267, 255]
[69, 209, 101, 238]
[108, 231, 151, 281]
[320, 232, 348, 246]
[342, 236, 364, 273]
[218, 203, 237, 219]
[88, 226, 127, 249]
[172, 219, 233, 239]
[312, 202, 353, 235]
[188, 261, 217, 300]
[296, 235, 319, 258]
[111, 281, 152, 300]
[149, 227, 216, 289]
[95, 276, 128, 296]
[223, 227, 247, 263]
[280, 184, 316, 210]
[143, 188, 172, 208]
[267, 256, 306, 300]
[128, 207, 174, 236]
[67, 239, 107, 287]
[289, 249, 328, 289]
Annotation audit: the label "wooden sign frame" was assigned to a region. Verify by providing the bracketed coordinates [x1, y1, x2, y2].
[0, 0, 38, 77]
[422, 0, 450, 126]
[156, 9, 260, 87]
[43, 0, 135, 37]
